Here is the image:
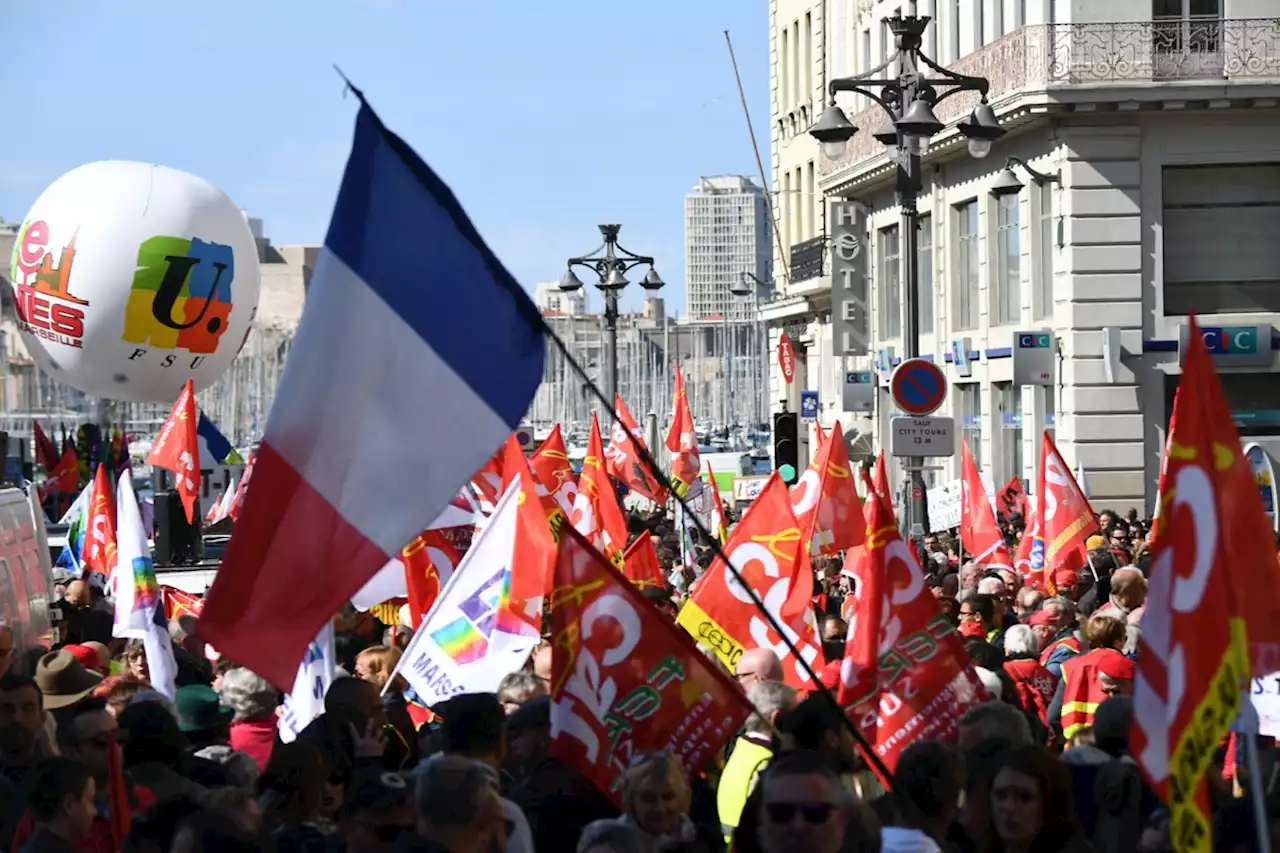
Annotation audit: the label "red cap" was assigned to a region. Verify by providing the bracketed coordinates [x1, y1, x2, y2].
[61, 644, 104, 675]
[1027, 610, 1057, 627]
[1053, 569, 1081, 588]
[1096, 651, 1136, 680]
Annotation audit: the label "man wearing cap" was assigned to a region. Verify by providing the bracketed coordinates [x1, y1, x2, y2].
[1052, 616, 1134, 741]
[336, 767, 415, 851]
[1036, 597, 1084, 678]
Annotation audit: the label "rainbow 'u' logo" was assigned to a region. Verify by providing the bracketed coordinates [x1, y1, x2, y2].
[122, 236, 235, 354]
[430, 567, 514, 665]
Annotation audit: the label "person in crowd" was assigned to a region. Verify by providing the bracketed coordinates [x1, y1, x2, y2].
[118, 699, 230, 803]
[92, 677, 147, 719]
[19, 757, 98, 853]
[577, 818, 659, 853]
[296, 676, 394, 775]
[530, 645, 553, 692]
[718, 680, 796, 844]
[201, 786, 264, 836]
[352, 646, 419, 770]
[1093, 568, 1146, 622]
[616, 751, 719, 850]
[817, 615, 847, 685]
[885, 740, 965, 853]
[1049, 614, 1134, 740]
[1013, 587, 1044, 621]
[257, 741, 344, 852]
[219, 667, 280, 772]
[959, 595, 1002, 650]
[1001, 625, 1056, 730]
[755, 750, 874, 853]
[988, 745, 1092, 852]
[167, 617, 213, 688]
[334, 767, 414, 853]
[958, 703, 1032, 752]
[732, 649, 782, 691]
[1036, 598, 1084, 678]
[437, 692, 534, 853]
[409, 754, 511, 853]
[2, 674, 52, 847]
[119, 643, 149, 684]
[495, 672, 546, 716]
[174, 685, 234, 752]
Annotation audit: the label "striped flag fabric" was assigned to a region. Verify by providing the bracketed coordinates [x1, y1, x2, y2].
[197, 95, 546, 689]
[112, 474, 178, 699]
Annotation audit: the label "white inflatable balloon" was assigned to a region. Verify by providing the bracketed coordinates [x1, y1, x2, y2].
[7, 161, 260, 402]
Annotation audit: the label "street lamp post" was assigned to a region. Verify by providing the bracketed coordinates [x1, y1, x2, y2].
[810, 11, 1004, 550]
[559, 225, 664, 407]
[735, 272, 766, 429]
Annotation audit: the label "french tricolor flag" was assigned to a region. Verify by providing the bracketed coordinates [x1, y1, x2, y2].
[197, 96, 546, 689]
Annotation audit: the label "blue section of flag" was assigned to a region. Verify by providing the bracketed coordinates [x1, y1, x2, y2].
[197, 413, 243, 464]
[325, 104, 546, 424]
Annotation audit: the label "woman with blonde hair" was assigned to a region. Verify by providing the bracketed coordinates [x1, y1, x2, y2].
[618, 751, 722, 851]
[352, 645, 419, 770]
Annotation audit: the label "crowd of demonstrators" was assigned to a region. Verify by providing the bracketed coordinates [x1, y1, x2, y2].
[2, 498, 1279, 853]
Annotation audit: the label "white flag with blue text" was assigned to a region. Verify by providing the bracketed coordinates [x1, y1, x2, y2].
[278, 621, 336, 744]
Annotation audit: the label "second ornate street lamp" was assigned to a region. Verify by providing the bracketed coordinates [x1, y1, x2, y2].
[559, 224, 664, 406]
[809, 11, 1005, 548]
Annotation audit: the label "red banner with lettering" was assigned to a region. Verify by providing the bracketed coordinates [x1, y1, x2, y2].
[569, 415, 629, 570]
[676, 473, 822, 690]
[791, 419, 864, 557]
[606, 396, 668, 505]
[549, 528, 753, 803]
[1036, 432, 1097, 584]
[83, 463, 118, 587]
[960, 441, 1014, 573]
[840, 487, 986, 771]
[530, 424, 579, 517]
[145, 378, 200, 522]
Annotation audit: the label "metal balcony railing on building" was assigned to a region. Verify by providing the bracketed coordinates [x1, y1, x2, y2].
[789, 236, 828, 283]
[820, 17, 1280, 177]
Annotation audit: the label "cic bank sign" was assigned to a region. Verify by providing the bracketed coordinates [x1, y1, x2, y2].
[1178, 323, 1273, 367]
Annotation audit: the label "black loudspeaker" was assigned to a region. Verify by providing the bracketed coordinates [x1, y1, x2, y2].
[154, 490, 203, 566]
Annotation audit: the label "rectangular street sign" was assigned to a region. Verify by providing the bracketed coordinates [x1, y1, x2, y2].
[889, 415, 956, 458]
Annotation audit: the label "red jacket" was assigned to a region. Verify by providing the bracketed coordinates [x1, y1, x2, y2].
[230, 716, 278, 773]
[1003, 658, 1058, 725]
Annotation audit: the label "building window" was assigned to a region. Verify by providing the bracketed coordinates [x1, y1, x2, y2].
[998, 383, 1023, 483]
[1163, 164, 1280, 314]
[951, 0, 961, 60]
[803, 12, 813, 102]
[960, 383, 983, 469]
[918, 214, 934, 334]
[779, 28, 790, 113]
[805, 160, 815, 239]
[1035, 180, 1055, 319]
[879, 225, 902, 339]
[955, 200, 980, 330]
[1042, 383, 1056, 445]
[995, 193, 1021, 325]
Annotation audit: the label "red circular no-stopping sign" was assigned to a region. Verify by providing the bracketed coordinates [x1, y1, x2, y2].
[890, 358, 948, 416]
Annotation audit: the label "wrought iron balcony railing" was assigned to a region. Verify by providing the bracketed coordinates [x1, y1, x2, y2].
[820, 17, 1280, 177]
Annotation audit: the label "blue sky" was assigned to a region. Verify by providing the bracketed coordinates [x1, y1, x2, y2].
[1, 1, 770, 315]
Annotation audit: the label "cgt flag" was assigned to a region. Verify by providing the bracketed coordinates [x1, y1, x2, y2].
[197, 95, 546, 689]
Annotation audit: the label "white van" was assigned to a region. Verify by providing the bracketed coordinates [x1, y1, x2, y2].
[0, 488, 55, 651]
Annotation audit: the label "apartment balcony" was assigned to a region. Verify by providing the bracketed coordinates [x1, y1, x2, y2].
[820, 17, 1280, 183]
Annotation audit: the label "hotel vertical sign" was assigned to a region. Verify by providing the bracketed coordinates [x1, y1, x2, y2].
[830, 202, 869, 357]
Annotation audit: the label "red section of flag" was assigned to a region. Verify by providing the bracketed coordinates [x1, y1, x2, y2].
[84, 464, 119, 583]
[683, 473, 822, 690]
[606, 395, 668, 504]
[791, 419, 864, 558]
[664, 363, 700, 489]
[570, 415, 629, 569]
[1131, 315, 1276, 853]
[145, 378, 200, 522]
[1037, 432, 1097, 582]
[228, 449, 257, 522]
[197, 442, 389, 689]
[960, 441, 1013, 573]
[107, 738, 130, 850]
[470, 448, 505, 507]
[530, 424, 579, 517]
[997, 475, 1027, 520]
[32, 421, 58, 472]
[39, 446, 79, 499]
[500, 435, 561, 616]
[402, 530, 459, 630]
[162, 586, 204, 621]
[549, 527, 753, 804]
[840, 485, 986, 771]
[622, 534, 665, 589]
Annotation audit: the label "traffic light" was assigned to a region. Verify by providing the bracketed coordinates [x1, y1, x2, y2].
[773, 411, 799, 485]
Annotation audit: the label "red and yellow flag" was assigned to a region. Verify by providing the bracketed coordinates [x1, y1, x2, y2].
[664, 363, 699, 491]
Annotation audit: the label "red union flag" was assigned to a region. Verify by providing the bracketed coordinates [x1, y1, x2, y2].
[959, 441, 1013, 573]
[840, 487, 986, 770]
[605, 395, 668, 505]
[549, 528, 753, 803]
[84, 464, 118, 586]
[790, 419, 864, 557]
[1133, 316, 1280, 853]
[146, 378, 200, 522]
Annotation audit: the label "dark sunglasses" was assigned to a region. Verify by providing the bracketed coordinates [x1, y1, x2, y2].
[765, 802, 835, 824]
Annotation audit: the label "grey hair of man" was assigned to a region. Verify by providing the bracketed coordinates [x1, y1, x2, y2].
[168, 614, 198, 643]
[745, 679, 798, 737]
[1041, 596, 1077, 620]
[218, 667, 280, 722]
[955, 588, 977, 605]
[958, 701, 1032, 749]
[576, 818, 660, 853]
[496, 671, 547, 706]
[414, 754, 498, 834]
[976, 577, 1006, 597]
[1002, 625, 1039, 658]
